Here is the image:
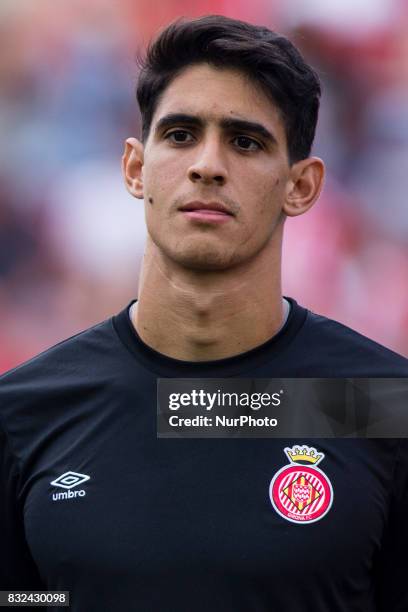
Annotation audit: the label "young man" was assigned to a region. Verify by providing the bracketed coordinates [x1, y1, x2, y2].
[1, 15, 407, 612]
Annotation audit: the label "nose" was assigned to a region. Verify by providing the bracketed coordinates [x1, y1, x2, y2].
[187, 138, 227, 186]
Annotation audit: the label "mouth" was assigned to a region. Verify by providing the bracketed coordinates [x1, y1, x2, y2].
[178, 201, 234, 224]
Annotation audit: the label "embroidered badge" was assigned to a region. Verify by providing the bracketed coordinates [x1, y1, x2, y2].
[269, 445, 333, 524]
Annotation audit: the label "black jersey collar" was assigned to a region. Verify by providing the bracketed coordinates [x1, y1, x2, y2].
[112, 297, 307, 377]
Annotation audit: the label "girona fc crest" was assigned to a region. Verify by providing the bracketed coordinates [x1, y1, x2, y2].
[269, 445, 333, 524]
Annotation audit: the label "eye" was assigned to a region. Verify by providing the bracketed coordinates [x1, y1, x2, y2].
[233, 135, 262, 151]
[165, 130, 194, 144]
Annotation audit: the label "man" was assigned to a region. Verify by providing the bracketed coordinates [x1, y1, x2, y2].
[1, 15, 407, 612]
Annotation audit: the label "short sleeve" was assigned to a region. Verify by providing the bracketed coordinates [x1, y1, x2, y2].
[375, 439, 408, 611]
[0, 424, 45, 590]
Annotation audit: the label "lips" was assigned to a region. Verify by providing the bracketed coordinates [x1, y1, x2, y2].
[179, 201, 233, 216]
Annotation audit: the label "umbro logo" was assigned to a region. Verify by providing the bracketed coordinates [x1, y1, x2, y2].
[51, 471, 90, 489]
[51, 471, 90, 501]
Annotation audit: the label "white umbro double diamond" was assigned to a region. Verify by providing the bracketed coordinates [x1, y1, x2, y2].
[51, 471, 90, 489]
[51, 471, 90, 501]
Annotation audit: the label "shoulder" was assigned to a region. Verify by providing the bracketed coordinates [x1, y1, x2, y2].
[0, 313, 136, 475]
[0, 316, 120, 420]
[292, 304, 408, 376]
[1, 317, 116, 380]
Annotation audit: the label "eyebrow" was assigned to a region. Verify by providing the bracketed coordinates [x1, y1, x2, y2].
[154, 113, 277, 145]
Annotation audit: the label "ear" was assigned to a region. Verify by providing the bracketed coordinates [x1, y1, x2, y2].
[122, 137, 144, 199]
[283, 157, 325, 217]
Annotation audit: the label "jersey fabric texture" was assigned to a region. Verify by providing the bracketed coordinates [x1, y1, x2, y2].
[1, 297, 408, 612]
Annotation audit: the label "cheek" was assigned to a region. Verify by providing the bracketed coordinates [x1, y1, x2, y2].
[144, 145, 187, 189]
[238, 175, 285, 238]
[253, 176, 283, 214]
[143, 156, 181, 230]
[144, 161, 176, 202]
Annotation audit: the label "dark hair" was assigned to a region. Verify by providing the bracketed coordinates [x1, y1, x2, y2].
[136, 15, 321, 163]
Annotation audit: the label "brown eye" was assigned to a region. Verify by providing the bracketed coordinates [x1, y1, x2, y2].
[233, 136, 261, 151]
[166, 130, 194, 143]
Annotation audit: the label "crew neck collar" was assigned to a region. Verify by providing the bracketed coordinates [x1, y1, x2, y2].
[112, 297, 307, 377]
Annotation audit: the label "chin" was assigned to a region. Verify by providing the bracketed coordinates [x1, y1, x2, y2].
[149, 232, 251, 271]
[168, 242, 239, 271]
[174, 252, 234, 271]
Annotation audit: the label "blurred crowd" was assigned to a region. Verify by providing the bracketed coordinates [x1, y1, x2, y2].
[0, 0, 407, 372]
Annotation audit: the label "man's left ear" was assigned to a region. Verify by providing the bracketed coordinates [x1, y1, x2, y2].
[283, 157, 325, 217]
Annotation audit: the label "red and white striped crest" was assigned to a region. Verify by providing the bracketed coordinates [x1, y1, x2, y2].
[270, 446, 333, 524]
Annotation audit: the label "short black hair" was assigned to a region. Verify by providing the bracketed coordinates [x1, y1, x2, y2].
[136, 15, 321, 163]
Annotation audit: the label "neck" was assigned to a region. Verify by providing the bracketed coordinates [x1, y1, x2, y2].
[132, 235, 285, 361]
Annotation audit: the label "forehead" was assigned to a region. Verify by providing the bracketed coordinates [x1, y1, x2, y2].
[151, 63, 286, 142]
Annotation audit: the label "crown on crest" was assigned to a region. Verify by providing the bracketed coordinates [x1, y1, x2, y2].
[284, 445, 324, 466]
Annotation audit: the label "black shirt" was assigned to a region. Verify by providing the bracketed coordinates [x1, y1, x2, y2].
[1, 298, 408, 611]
